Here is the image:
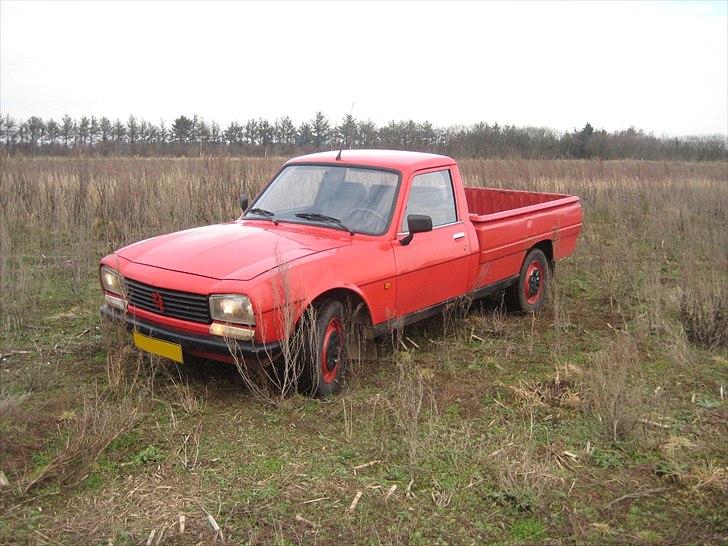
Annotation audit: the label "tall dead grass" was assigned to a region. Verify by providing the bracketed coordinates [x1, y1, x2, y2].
[0, 390, 29, 421]
[679, 280, 727, 349]
[1, 155, 726, 542]
[386, 349, 438, 472]
[580, 335, 646, 442]
[1, 156, 726, 352]
[0, 156, 280, 329]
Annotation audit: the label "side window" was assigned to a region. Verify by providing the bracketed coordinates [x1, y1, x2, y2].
[401, 169, 457, 231]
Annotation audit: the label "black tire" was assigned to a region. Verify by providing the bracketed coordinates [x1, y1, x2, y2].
[299, 299, 350, 397]
[506, 248, 551, 313]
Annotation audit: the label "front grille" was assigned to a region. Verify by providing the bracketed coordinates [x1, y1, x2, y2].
[125, 278, 211, 324]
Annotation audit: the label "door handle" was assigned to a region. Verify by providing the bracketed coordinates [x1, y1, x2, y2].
[453, 232, 465, 240]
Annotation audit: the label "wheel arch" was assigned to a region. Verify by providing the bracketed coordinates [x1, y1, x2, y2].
[531, 239, 554, 266]
[309, 286, 374, 332]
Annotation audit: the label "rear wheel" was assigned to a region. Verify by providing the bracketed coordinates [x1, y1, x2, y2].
[300, 299, 350, 397]
[506, 248, 550, 313]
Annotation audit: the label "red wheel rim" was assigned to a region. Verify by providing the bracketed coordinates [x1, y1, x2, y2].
[321, 318, 344, 384]
[524, 260, 544, 305]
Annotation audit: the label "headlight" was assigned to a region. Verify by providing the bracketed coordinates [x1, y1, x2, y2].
[209, 295, 255, 325]
[100, 266, 125, 296]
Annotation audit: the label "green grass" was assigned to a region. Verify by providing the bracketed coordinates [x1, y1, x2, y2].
[510, 518, 547, 542]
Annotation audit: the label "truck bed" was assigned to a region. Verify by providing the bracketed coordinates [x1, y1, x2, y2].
[463, 186, 582, 289]
[464, 186, 579, 221]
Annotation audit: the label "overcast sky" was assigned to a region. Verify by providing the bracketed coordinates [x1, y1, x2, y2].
[1, 0, 726, 136]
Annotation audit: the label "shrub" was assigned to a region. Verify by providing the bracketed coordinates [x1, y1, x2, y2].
[680, 286, 727, 349]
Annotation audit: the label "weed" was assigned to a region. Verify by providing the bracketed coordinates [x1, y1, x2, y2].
[510, 517, 546, 542]
[388, 351, 436, 472]
[680, 281, 727, 349]
[580, 335, 646, 442]
[590, 448, 624, 469]
[166, 379, 202, 415]
[131, 445, 164, 466]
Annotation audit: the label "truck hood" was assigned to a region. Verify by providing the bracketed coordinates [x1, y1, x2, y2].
[117, 222, 350, 281]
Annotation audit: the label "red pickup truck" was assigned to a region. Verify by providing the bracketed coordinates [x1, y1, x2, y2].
[100, 150, 582, 395]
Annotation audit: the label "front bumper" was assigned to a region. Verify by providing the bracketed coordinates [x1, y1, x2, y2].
[100, 304, 281, 361]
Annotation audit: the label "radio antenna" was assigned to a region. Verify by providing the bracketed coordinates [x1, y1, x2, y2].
[336, 100, 355, 161]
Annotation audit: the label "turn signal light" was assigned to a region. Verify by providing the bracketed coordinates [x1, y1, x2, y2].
[209, 322, 255, 341]
[105, 293, 127, 311]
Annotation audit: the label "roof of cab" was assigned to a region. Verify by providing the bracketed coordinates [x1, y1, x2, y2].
[286, 149, 455, 172]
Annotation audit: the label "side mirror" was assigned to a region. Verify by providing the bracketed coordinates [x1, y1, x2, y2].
[400, 214, 433, 246]
[240, 194, 249, 212]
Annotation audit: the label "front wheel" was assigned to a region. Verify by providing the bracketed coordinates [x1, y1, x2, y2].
[506, 248, 551, 313]
[299, 299, 350, 397]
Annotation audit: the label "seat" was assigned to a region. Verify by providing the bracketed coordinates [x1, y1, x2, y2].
[367, 184, 397, 216]
[319, 181, 367, 218]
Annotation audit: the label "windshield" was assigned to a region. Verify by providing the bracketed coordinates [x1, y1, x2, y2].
[248, 165, 400, 235]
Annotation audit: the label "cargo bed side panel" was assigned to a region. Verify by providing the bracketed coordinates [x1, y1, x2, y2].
[467, 194, 582, 289]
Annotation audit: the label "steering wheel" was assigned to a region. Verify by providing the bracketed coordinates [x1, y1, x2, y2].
[347, 208, 387, 230]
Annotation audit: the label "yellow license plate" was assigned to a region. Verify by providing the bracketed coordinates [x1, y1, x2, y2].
[133, 331, 183, 363]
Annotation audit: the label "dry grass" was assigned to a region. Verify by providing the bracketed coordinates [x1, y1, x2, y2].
[0, 155, 279, 329]
[486, 435, 563, 514]
[580, 335, 646, 442]
[1, 156, 727, 544]
[680, 281, 727, 349]
[2, 155, 725, 342]
[0, 390, 29, 421]
[22, 392, 149, 493]
[387, 350, 437, 472]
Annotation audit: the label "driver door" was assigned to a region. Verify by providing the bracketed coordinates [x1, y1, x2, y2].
[393, 168, 471, 317]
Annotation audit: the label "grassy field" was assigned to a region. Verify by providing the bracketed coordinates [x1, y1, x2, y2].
[0, 156, 726, 545]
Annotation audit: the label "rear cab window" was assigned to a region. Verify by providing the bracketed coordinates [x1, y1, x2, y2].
[401, 169, 457, 231]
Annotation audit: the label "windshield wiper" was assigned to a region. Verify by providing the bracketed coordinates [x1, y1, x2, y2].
[295, 212, 354, 235]
[246, 207, 278, 224]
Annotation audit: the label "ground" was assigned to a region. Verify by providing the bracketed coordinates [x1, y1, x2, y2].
[0, 157, 726, 545]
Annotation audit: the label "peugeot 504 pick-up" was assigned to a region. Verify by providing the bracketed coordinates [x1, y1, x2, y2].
[100, 150, 582, 395]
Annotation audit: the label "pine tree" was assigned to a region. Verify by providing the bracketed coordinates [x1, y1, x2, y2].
[111, 119, 127, 143]
[311, 111, 330, 149]
[99, 117, 112, 143]
[45, 119, 60, 146]
[297, 122, 313, 147]
[77, 116, 90, 146]
[25, 116, 45, 147]
[171, 116, 193, 143]
[60, 115, 76, 147]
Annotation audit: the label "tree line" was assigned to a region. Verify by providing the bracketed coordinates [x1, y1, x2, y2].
[1, 112, 725, 161]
